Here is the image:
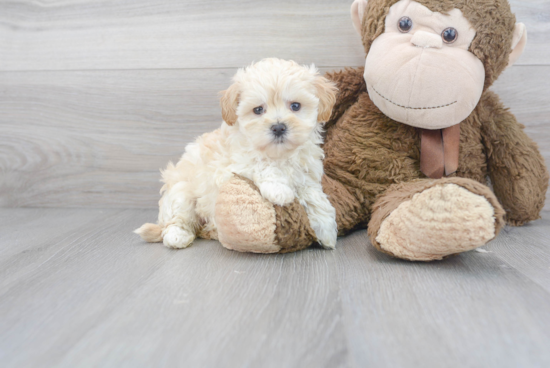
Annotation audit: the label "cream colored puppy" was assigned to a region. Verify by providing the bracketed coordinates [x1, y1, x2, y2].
[135, 58, 338, 250]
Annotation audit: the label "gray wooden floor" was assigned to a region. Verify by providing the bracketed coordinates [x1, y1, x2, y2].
[1, 208, 549, 368]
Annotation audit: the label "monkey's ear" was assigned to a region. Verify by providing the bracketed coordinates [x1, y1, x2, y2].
[507, 23, 527, 68]
[220, 83, 239, 126]
[314, 75, 338, 123]
[351, 0, 369, 35]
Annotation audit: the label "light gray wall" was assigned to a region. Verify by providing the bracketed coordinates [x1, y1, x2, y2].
[0, 0, 548, 208]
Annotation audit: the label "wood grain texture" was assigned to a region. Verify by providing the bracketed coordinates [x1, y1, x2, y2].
[485, 217, 550, 293]
[0, 208, 549, 367]
[0, 0, 546, 72]
[0, 68, 232, 207]
[1, 66, 548, 209]
[336, 226, 550, 368]
[0, 0, 364, 71]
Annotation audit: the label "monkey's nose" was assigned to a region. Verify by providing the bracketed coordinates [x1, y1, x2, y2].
[271, 123, 287, 137]
[411, 31, 442, 49]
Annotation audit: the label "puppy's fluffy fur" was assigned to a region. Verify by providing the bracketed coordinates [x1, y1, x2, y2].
[135, 58, 338, 249]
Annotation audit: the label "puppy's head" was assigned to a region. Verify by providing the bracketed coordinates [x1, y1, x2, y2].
[220, 58, 337, 157]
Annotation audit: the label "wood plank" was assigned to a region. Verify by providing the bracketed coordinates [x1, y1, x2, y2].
[511, 0, 550, 65]
[1, 65, 548, 209]
[484, 217, 550, 293]
[0, 68, 232, 208]
[0, 0, 364, 71]
[0, 209, 549, 367]
[336, 229, 550, 368]
[0, 208, 347, 367]
[0, 208, 108, 257]
[0, 0, 546, 71]
[0, 208, 178, 367]
[0, 209, 126, 290]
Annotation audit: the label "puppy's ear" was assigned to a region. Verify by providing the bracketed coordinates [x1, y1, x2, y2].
[314, 75, 338, 123]
[220, 83, 240, 126]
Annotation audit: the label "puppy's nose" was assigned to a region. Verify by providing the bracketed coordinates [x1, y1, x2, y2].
[271, 123, 287, 137]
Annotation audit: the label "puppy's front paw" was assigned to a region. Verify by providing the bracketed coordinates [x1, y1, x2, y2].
[259, 182, 295, 206]
[163, 225, 195, 249]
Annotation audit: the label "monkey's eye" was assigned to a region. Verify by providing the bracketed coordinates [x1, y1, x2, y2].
[398, 17, 413, 33]
[442, 27, 458, 44]
[253, 106, 264, 115]
[290, 102, 301, 112]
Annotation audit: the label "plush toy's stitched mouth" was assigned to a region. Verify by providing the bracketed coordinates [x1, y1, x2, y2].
[371, 85, 457, 110]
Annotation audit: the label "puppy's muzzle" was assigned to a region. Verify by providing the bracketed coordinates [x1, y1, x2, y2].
[270, 122, 287, 138]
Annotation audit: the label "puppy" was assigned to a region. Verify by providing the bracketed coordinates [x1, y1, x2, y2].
[135, 58, 338, 250]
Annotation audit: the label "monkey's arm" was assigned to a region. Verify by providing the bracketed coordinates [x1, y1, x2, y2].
[480, 91, 549, 226]
[324, 67, 366, 129]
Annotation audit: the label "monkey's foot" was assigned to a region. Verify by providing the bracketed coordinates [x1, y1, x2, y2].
[215, 174, 316, 253]
[368, 178, 505, 261]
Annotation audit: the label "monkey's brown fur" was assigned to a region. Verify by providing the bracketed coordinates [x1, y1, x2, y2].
[325, 0, 547, 237]
[215, 0, 548, 260]
[322, 67, 548, 229]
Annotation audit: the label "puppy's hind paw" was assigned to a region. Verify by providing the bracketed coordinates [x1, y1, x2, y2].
[162, 225, 195, 249]
[259, 182, 295, 206]
[313, 225, 338, 249]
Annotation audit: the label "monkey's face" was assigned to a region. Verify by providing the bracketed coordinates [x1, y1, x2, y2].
[364, 0, 485, 129]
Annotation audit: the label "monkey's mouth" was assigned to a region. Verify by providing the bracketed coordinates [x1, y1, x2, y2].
[371, 85, 457, 110]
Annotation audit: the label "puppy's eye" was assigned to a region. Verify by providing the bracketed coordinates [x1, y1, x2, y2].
[442, 27, 458, 44]
[290, 102, 301, 112]
[398, 16, 412, 33]
[253, 106, 264, 115]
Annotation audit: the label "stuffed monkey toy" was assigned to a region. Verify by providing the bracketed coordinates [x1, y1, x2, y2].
[213, 0, 549, 260]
